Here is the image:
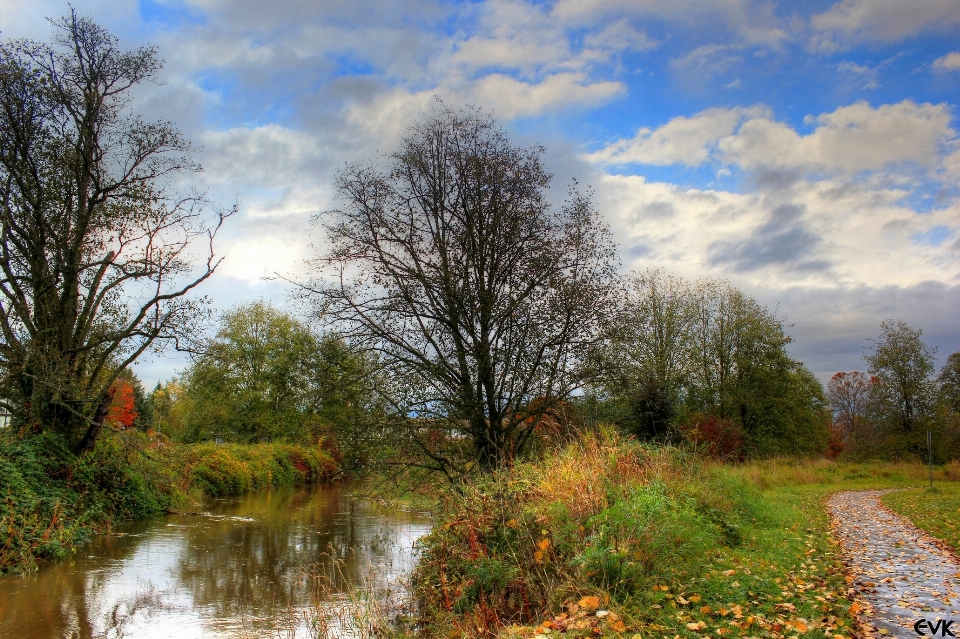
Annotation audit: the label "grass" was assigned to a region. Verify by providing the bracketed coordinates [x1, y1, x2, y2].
[410, 430, 960, 639]
[882, 464, 960, 556]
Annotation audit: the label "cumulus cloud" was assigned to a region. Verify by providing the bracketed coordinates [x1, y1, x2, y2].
[588, 100, 956, 179]
[810, 0, 960, 53]
[600, 171, 960, 292]
[584, 106, 768, 166]
[722, 100, 953, 175]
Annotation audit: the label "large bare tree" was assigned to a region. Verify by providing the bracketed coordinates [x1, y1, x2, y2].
[301, 104, 617, 475]
[0, 12, 232, 452]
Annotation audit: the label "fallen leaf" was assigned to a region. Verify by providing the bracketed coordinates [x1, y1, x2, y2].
[579, 596, 601, 611]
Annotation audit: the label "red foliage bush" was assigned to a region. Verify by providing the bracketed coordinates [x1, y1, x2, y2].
[680, 413, 744, 461]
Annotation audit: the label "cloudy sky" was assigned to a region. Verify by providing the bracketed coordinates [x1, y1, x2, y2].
[2, 0, 959, 386]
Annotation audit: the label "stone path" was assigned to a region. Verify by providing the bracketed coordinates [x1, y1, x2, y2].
[827, 490, 960, 639]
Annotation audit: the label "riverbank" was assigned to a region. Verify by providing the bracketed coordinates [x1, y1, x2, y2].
[408, 430, 958, 639]
[0, 429, 341, 574]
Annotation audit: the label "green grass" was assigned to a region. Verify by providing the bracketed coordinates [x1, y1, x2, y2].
[882, 479, 960, 556]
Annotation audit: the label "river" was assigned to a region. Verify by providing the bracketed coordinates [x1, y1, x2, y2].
[0, 486, 432, 638]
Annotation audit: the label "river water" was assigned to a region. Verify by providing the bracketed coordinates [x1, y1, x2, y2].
[0, 486, 432, 639]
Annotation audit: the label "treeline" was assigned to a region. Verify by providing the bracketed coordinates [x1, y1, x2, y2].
[148, 275, 831, 468]
[827, 320, 960, 462]
[149, 302, 383, 472]
[587, 270, 829, 458]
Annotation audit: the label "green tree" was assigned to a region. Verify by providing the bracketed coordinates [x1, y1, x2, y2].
[863, 320, 936, 438]
[596, 271, 829, 456]
[302, 104, 618, 476]
[938, 351, 960, 416]
[600, 270, 694, 440]
[309, 334, 386, 471]
[178, 302, 383, 465]
[0, 12, 230, 453]
[182, 303, 321, 443]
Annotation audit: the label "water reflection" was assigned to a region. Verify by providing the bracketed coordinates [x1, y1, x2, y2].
[0, 485, 431, 638]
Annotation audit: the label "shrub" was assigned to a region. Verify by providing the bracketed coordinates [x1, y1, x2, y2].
[677, 413, 745, 460]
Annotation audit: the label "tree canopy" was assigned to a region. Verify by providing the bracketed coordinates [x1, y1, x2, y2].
[0, 11, 231, 452]
[596, 270, 830, 457]
[300, 103, 618, 475]
[174, 302, 383, 468]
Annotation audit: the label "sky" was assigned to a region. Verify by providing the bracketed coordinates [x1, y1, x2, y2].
[1, 0, 959, 387]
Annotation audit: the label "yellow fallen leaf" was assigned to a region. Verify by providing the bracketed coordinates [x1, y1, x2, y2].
[506, 519, 518, 529]
[700, 606, 712, 614]
[578, 596, 601, 611]
[609, 620, 627, 632]
[689, 594, 702, 603]
[677, 595, 690, 605]
[722, 569, 736, 577]
[786, 620, 808, 633]
[538, 538, 551, 552]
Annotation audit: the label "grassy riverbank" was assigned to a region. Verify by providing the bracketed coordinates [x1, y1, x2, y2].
[407, 431, 954, 639]
[0, 429, 340, 574]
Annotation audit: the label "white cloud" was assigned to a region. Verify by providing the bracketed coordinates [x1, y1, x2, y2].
[836, 61, 880, 89]
[467, 73, 625, 118]
[582, 20, 659, 54]
[722, 100, 953, 175]
[584, 106, 767, 166]
[670, 44, 743, 78]
[588, 100, 956, 179]
[552, 0, 789, 47]
[933, 52, 960, 71]
[810, 0, 960, 53]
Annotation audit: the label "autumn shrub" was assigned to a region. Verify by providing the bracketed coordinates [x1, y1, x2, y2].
[676, 413, 744, 460]
[181, 441, 340, 497]
[411, 428, 764, 637]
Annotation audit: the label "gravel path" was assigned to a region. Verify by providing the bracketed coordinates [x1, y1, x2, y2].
[827, 490, 960, 639]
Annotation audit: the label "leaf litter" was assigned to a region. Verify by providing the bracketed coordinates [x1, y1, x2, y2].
[827, 490, 960, 639]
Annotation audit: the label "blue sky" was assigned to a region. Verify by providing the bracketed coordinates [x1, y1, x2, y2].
[2, 0, 960, 386]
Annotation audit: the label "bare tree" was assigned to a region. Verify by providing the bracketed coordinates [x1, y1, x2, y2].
[299, 104, 617, 475]
[0, 12, 232, 452]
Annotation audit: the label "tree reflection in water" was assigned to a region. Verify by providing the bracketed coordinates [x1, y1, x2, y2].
[0, 485, 430, 638]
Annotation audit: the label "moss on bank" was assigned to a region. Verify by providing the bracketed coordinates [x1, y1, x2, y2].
[0, 430, 340, 574]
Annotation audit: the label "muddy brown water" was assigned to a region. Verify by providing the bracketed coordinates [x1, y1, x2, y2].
[0, 485, 431, 638]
